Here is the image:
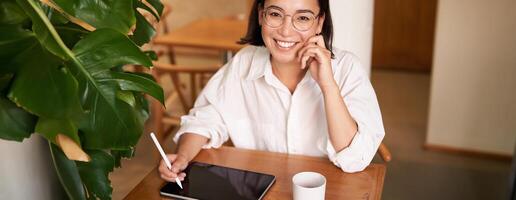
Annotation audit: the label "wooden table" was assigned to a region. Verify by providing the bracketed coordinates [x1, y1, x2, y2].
[125, 146, 386, 200]
[153, 18, 248, 52]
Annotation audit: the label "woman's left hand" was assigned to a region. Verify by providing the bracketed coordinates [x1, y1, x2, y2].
[297, 35, 336, 90]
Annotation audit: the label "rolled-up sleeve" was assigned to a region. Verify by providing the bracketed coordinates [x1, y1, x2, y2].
[326, 54, 385, 173]
[173, 72, 230, 149]
[173, 103, 229, 149]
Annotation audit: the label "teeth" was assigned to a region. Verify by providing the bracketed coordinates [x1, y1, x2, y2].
[276, 40, 295, 48]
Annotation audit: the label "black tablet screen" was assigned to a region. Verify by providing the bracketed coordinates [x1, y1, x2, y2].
[160, 162, 276, 200]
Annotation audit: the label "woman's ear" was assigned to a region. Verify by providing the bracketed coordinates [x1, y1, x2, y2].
[316, 13, 325, 33]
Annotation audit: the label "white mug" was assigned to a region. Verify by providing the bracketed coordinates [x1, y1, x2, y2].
[292, 172, 326, 200]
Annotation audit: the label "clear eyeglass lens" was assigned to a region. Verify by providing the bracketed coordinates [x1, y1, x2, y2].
[293, 13, 315, 31]
[265, 8, 284, 27]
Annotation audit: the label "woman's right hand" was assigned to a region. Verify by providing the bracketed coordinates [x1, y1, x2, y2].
[158, 154, 188, 182]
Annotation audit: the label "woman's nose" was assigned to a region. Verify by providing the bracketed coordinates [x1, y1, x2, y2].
[278, 16, 295, 36]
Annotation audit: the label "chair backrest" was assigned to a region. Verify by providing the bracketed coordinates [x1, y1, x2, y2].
[151, 61, 220, 141]
[378, 143, 392, 162]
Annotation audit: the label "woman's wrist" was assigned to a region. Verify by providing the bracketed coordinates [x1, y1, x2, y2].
[175, 151, 191, 163]
[320, 81, 339, 94]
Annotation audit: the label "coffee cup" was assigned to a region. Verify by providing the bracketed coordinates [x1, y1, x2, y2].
[292, 171, 326, 200]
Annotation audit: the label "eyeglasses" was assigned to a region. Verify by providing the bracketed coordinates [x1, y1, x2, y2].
[262, 7, 320, 32]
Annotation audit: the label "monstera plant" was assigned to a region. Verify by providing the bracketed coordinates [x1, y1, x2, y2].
[0, 0, 164, 199]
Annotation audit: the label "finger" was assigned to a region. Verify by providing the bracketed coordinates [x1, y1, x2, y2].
[159, 166, 178, 180]
[301, 55, 311, 69]
[160, 174, 176, 182]
[304, 47, 330, 62]
[297, 45, 319, 62]
[307, 35, 326, 49]
[305, 57, 314, 69]
[171, 157, 188, 173]
[301, 52, 318, 69]
[159, 167, 178, 179]
[298, 35, 321, 58]
[159, 161, 173, 176]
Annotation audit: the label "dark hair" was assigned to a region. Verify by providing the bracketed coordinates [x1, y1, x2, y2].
[238, 0, 334, 57]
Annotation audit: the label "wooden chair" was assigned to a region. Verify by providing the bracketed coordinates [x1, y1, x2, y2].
[378, 143, 392, 162]
[151, 61, 220, 141]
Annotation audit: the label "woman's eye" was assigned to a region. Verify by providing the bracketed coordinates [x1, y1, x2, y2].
[269, 12, 281, 17]
[298, 16, 310, 21]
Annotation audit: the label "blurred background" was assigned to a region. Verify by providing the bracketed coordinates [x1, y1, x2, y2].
[111, 0, 516, 199]
[119, 0, 516, 200]
[1, 0, 514, 199]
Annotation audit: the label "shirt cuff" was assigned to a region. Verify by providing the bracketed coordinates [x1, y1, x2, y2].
[326, 130, 374, 173]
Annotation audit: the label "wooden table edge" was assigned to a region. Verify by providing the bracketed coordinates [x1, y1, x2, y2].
[124, 147, 388, 200]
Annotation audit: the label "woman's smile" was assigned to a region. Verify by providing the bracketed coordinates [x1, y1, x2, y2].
[274, 39, 299, 49]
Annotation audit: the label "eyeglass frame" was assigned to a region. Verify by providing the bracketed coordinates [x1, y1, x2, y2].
[261, 6, 322, 32]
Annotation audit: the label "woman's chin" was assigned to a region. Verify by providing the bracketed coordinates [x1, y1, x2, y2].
[270, 52, 298, 65]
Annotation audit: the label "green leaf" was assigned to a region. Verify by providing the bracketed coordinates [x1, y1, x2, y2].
[54, 23, 89, 49]
[111, 148, 135, 168]
[135, 0, 160, 21]
[16, 0, 69, 60]
[116, 90, 136, 107]
[66, 29, 153, 149]
[144, 50, 158, 61]
[0, 96, 36, 141]
[49, 142, 87, 200]
[52, 0, 136, 34]
[7, 44, 83, 119]
[36, 118, 80, 144]
[73, 29, 152, 73]
[132, 72, 156, 81]
[41, 3, 69, 25]
[0, 24, 37, 73]
[77, 95, 146, 149]
[107, 71, 164, 104]
[0, 74, 13, 92]
[146, 0, 164, 17]
[130, 11, 156, 46]
[77, 150, 115, 200]
[0, 0, 27, 25]
[135, 92, 150, 118]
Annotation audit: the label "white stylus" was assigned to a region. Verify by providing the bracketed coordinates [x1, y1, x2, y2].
[150, 132, 183, 189]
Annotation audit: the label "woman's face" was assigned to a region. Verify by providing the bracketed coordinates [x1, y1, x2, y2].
[259, 0, 325, 65]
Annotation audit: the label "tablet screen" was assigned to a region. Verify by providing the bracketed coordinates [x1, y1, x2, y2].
[160, 162, 276, 200]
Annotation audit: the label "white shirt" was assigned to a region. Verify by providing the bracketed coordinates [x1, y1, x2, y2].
[174, 46, 385, 173]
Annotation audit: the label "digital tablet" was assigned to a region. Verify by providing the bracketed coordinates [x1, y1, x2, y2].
[160, 161, 276, 200]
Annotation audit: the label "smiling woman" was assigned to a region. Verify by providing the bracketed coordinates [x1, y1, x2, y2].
[158, 0, 385, 183]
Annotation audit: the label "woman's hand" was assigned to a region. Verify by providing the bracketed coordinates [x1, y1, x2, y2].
[158, 154, 188, 182]
[297, 35, 337, 90]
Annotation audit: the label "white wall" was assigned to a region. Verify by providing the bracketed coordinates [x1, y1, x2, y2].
[330, 0, 374, 75]
[427, 0, 516, 155]
[0, 136, 63, 199]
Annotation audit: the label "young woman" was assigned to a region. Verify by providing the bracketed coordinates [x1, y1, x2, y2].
[159, 0, 384, 182]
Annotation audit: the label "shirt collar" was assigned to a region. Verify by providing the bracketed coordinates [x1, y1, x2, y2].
[244, 46, 317, 91]
[245, 46, 271, 81]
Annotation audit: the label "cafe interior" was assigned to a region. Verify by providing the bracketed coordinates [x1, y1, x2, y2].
[1, 0, 514, 200]
[111, 0, 515, 199]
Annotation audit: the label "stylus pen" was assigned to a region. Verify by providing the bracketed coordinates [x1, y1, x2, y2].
[150, 132, 183, 189]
